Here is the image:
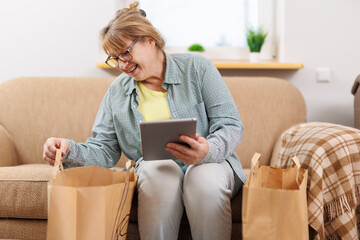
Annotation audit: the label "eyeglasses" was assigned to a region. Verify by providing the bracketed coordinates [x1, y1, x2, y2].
[105, 37, 139, 68]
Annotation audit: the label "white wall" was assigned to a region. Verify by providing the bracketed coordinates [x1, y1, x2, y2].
[0, 0, 359, 127]
[277, 0, 360, 127]
[221, 0, 360, 127]
[0, 0, 126, 83]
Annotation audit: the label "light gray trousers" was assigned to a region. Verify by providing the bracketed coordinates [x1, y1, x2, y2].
[136, 160, 242, 240]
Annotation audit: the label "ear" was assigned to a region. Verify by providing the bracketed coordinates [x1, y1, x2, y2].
[147, 37, 156, 47]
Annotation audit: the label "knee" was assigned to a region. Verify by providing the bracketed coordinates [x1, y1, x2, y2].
[137, 160, 183, 197]
[137, 161, 184, 222]
[183, 164, 232, 208]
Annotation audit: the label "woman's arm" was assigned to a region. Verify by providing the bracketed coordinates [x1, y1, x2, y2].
[166, 56, 243, 164]
[61, 87, 122, 168]
[199, 57, 244, 163]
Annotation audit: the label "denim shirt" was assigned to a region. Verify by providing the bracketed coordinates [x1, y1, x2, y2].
[63, 53, 247, 183]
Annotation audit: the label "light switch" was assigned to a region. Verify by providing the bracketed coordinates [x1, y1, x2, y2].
[316, 68, 331, 82]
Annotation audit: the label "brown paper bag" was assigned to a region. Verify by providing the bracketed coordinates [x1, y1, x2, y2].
[242, 153, 309, 240]
[47, 149, 137, 240]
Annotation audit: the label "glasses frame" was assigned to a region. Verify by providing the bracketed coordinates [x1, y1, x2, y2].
[105, 37, 140, 68]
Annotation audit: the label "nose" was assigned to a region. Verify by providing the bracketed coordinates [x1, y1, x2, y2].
[117, 60, 129, 70]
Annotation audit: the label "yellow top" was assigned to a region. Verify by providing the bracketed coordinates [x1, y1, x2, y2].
[137, 82, 172, 121]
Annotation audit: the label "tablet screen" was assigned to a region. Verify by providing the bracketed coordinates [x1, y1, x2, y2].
[140, 118, 197, 160]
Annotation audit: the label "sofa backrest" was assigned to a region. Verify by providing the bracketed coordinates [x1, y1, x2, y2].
[0, 77, 114, 165]
[225, 77, 306, 168]
[0, 76, 306, 168]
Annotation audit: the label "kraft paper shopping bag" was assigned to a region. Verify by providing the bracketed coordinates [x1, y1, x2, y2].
[47, 149, 137, 240]
[242, 153, 309, 240]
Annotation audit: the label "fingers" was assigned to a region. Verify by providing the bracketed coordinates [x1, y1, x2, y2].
[165, 146, 193, 165]
[44, 148, 56, 160]
[165, 134, 209, 165]
[179, 135, 199, 149]
[43, 137, 69, 165]
[170, 151, 194, 165]
[59, 139, 70, 155]
[166, 142, 192, 155]
[43, 156, 55, 166]
[197, 136, 207, 143]
[43, 152, 55, 166]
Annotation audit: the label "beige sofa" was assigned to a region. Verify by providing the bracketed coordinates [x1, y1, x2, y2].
[351, 74, 360, 129]
[0, 76, 306, 240]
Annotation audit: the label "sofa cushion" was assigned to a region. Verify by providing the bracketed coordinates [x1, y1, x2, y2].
[0, 164, 53, 219]
[0, 218, 47, 240]
[231, 187, 243, 222]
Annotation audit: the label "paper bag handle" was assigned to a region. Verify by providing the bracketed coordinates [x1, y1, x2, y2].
[292, 156, 301, 186]
[249, 152, 261, 179]
[125, 160, 136, 183]
[52, 149, 64, 176]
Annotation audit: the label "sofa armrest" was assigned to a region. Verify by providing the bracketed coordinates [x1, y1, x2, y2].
[0, 125, 15, 166]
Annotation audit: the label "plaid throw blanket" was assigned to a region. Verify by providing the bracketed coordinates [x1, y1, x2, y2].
[271, 122, 360, 240]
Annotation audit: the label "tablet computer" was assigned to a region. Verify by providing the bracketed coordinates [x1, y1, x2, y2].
[140, 118, 197, 160]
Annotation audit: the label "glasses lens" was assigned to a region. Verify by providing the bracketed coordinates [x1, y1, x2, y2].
[106, 58, 118, 68]
[118, 51, 132, 62]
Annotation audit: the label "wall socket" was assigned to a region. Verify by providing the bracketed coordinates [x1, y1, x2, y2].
[316, 68, 331, 83]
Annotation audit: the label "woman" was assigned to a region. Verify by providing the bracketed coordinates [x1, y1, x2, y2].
[43, 2, 246, 240]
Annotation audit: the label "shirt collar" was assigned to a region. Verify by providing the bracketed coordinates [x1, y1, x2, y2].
[125, 53, 181, 95]
[163, 53, 181, 85]
[125, 74, 137, 95]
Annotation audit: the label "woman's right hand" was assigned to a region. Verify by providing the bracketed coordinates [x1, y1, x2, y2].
[43, 138, 70, 166]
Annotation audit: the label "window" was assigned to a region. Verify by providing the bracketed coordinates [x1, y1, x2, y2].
[137, 0, 274, 60]
[140, 0, 259, 48]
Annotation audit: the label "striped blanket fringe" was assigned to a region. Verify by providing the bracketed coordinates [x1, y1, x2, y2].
[324, 186, 360, 222]
[326, 233, 340, 240]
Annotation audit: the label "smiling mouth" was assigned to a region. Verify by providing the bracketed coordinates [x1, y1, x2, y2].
[129, 64, 138, 73]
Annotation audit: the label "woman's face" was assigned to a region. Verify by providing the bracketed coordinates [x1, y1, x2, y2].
[113, 37, 159, 81]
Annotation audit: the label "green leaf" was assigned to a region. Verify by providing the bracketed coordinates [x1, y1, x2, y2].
[246, 27, 268, 52]
[188, 43, 205, 52]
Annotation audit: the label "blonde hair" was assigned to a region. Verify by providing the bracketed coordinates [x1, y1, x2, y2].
[100, 1, 165, 56]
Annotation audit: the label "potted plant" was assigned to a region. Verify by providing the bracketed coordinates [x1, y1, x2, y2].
[188, 43, 205, 52]
[246, 27, 268, 62]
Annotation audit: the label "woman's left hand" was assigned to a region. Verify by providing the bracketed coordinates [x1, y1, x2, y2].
[165, 133, 209, 165]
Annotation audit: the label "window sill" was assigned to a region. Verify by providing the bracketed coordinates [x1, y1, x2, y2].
[96, 61, 304, 70]
[213, 61, 303, 69]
